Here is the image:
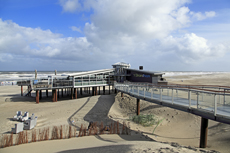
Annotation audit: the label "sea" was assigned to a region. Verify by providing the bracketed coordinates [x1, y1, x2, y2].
[0, 71, 228, 86]
[0, 71, 80, 86]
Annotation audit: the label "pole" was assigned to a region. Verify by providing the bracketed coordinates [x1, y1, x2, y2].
[21, 86, 23, 96]
[137, 99, 140, 115]
[36, 90, 39, 104]
[199, 117, 208, 148]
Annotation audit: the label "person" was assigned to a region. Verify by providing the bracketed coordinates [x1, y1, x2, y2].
[88, 121, 93, 129]
[104, 125, 110, 131]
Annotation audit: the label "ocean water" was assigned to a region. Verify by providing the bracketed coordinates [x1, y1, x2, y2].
[0, 71, 228, 86]
[162, 71, 228, 77]
[0, 71, 80, 86]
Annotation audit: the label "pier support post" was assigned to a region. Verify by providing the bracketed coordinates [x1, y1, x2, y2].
[62, 89, 63, 97]
[115, 88, 117, 94]
[121, 92, 124, 97]
[200, 117, 209, 148]
[80, 88, 82, 95]
[99, 86, 100, 95]
[75, 88, 77, 99]
[21, 86, 23, 96]
[92, 87, 94, 96]
[46, 90, 48, 97]
[52, 90, 57, 102]
[95, 87, 98, 96]
[39, 90, 42, 100]
[103, 86, 105, 95]
[137, 99, 140, 115]
[71, 88, 73, 99]
[58, 89, 59, 98]
[36, 90, 39, 104]
[29, 85, 31, 96]
[109, 85, 110, 94]
[55, 89, 57, 102]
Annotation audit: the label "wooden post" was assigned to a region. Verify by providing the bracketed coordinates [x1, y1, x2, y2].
[121, 92, 123, 97]
[21, 86, 23, 96]
[71, 88, 73, 99]
[58, 89, 59, 98]
[52, 90, 55, 102]
[36, 90, 39, 104]
[46, 90, 48, 97]
[62, 89, 63, 97]
[92, 87, 94, 96]
[99, 86, 100, 95]
[55, 89, 57, 102]
[103, 86, 105, 95]
[95, 87, 98, 96]
[109, 85, 110, 94]
[39, 90, 42, 100]
[75, 88, 77, 99]
[137, 99, 140, 115]
[80, 88, 82, 95]
[200, 117, 209, 148]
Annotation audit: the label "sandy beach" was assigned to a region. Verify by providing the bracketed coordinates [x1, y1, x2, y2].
[1, 72, 230, 153]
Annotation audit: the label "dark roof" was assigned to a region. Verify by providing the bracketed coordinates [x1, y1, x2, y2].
[125, 68, 164, 75]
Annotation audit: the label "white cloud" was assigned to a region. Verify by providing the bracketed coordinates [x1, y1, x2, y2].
[190, 11, 216, 21]
[160, 33, 226, 63]
[70, 26, 82, 33]
[0, 19, 98, 63]
[59, 0, 82, 13]
[0, 0, 228, 71]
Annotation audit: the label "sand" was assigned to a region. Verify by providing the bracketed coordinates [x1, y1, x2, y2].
[1, 72, 230, 153]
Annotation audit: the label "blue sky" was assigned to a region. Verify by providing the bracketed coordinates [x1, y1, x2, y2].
[0, 0, 230, 71]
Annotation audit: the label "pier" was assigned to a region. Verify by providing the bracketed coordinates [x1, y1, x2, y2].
[16, 62, 230, 148]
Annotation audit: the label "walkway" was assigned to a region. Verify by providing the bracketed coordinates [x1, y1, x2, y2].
[114, 82, 230, 124]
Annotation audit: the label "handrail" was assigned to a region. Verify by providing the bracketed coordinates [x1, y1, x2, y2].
[114, 81, 230, 121]
[117, 81, 230, 94]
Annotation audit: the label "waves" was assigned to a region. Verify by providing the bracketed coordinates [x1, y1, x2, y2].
[163, 71, 227, 77]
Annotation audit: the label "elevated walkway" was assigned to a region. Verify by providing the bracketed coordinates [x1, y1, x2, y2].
[114, 82, 230, 124]
[115, 81, 230, 148]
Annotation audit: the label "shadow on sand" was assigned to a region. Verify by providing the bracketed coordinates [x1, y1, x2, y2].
[67, 94, 157, 142]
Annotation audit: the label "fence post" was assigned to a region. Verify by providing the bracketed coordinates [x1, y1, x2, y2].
[189, 90, 191, 109]
[160, 87, 162, 101]
[144, 88, 145, 98]
[214, 94, 217, 116]
[224, 89, 226, 105]
[172, 89, 174, 104]
[197, 92, 199, 109]
[151, 88, 153, 99]
[219, 88, 221, 104]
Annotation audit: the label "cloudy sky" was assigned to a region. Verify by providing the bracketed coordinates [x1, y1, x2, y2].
[0, 0, 230, 71]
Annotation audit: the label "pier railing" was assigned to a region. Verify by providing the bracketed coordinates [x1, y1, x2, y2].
[114, 82, 230, 121]
[17, 76, 114, 89]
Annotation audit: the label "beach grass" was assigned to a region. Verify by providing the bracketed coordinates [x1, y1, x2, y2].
[131, 114, 157, 127]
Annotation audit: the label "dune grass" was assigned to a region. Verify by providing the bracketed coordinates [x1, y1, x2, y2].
[131, 114, 157, 127]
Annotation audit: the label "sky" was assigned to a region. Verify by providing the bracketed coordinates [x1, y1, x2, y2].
[0, 0, 230, 71]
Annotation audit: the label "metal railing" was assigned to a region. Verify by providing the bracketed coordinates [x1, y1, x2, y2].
[114, 82, 230, 119]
